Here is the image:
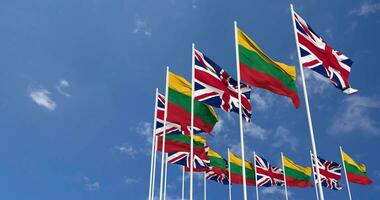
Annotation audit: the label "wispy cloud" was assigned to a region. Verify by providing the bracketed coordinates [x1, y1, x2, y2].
[29, 88, 56, 111]
[350, 1, 380, 16]
[114, 143, 138, 158]
[301, 69, 331, 95]
[191, 0, 198, 9]
[271, 126, 299, 152]
[56, 79, 71, 97]
[124, 176, 141, 184]
[83, 176, 100, 191]
[133, 19, 152, 37]
[136, 122, 153, 143]
[251, 91, 275, 111]
[244, 122, 269, 140]
[328, 96, 380, 135]
[261, 187, 292, 198]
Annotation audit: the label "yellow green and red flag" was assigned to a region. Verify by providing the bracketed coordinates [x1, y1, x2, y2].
[283, 155, 312, 187]
[229, 151, 255, 185]
[342, 150, 372, 185]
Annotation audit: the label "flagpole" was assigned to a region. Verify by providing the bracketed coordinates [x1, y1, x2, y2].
[340, 146, 353, 200]
[164, 153, 168, 200]
[310, 151, 320, 200]
[152, 132, 158, 200]
[253, 152, 259, 200]
[228, 148, 232, 200]
[190, 42, 195, 200]
[290, 4, 324, 200]
[234, 20, 248, 200]
[159, 67, 170, 200]
[204, 171, 207, 200]
[182, 166, 185, 200]
[281, 152, 289, 200]
[148, 88, 159, 200]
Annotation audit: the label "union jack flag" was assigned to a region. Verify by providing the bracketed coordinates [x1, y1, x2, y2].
[194, 49, 252, 122]
[293, 10, 358, 94]
[155, 92, 201, 136]
[167, 146, 210, 171]
[311, 154, 343, 190]
[255, 154, 284, 187]
[206, 170, 229, 185]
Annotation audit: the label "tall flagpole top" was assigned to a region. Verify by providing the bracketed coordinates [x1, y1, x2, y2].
[290, 4, 293, 9]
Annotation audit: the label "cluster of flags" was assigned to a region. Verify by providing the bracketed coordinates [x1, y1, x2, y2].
[148, 5, 370, 200]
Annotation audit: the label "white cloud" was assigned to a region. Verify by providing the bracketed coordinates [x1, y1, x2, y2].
[191, 0, 198, 8]
[261, 187, 292, 198]
[271, 126, 299, 152]
[83, 176, 100, 191]
[136, 122, 153, 143]
[213, 118, 224, 135]
[133, 19, 152, 37]
[115, 143, 138, 158]
[244, 122, 269, 140]
[56, 79, 71, 97]
[328, 96, 380, 135]
[29, 88, 56, 111]
[124, 177, 141, 184]
[301, 69, 331, 95]
[350, 1, 380, 16]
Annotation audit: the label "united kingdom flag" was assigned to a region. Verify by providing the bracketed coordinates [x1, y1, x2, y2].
[206, 170, 229, 185]
[194, 49, 252, 122]
[293, 10, 358, 94]
[155, 92, 201, 136]
[311, 154, 343, 190]
[254, 154, 284, 187]
[167, 146, 210, 171]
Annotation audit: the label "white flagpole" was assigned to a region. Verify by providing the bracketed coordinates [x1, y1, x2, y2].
[149, 89, 159, 200]
[190, 43, 195, 200]
[182, 166, 185, 200]
[290, 4, 324, 200]
[228, 148, 232, 200]
[164, 153, 168, 200]
[310, 151, 320, 200]
[281, 152, 289, 200]
[234, 20, 248, 200]
[152, 122, 159, 200]
[253, 152, 259, 200]
[159, 67, 170, 200]
[340, 146, 353, 200]
[204, 172, 207, 200]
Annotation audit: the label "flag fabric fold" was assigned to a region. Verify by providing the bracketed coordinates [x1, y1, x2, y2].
[283, 155, 312, 187]
[237, 27, 300, 108]
[194, 49, 252, 122]
[342, 150, 373, 185]
[293, 10, 358, 94]
[205, 149, 229, 185]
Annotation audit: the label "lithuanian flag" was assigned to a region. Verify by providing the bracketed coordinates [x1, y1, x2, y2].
[237, 28, 300, 108]
[208, 149, 227, 172]
[167, 72, 218, 134]
[229, 151, 255, 185]
[283, 155, 312, 187]
[157, 134, 205, 153]
[342, 150, 373, 185]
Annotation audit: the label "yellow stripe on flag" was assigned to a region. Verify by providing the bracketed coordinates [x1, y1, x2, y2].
[193, 135, 206, 145]
[237, 28, 296, 80]
[208, 149, 222, 159]
[229, 151, 254, 170]
[342, 150, 367, 173]
[283, 155, 311, 176]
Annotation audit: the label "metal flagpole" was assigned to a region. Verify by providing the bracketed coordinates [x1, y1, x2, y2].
[310, 151, 320, 200]
[159, 67, 170, 200]
[281, 152, 289, 200]
[190, 43, 195, 200]
[228, 148, 232, 200]
[234, 20, 248, 200]
[253, 152, 259, 200]
[340, 146, 353, 200]
[152, 123, 159, 200]
[204, 172, 207, 200]
[290, 4, 324, 200]
[182, 166, 185, 200]
[164, 153, 168, 200]
[149, 89, 159, 200]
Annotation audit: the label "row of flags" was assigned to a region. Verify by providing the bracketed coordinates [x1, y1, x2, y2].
[149, 5, 365, 200]
[156, 129, 373, 190]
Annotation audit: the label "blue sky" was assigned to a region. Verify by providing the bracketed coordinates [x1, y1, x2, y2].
[0, 0, 379, 199]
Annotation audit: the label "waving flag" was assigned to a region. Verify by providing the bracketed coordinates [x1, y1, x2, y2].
[293, 10, 358, 94]
[312, 154, 343, 190]
[283, 155, 312, 187]
[237, 27, 300, 108]
[229, 151, 256, 185]
[205, 149, 229, 185]
[194, 49, 252, 122]
[342, 150, 373, 185]
[206, 170, 229, 185]
[168, 146, 210, 171]
[255, 154, 284, 187]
